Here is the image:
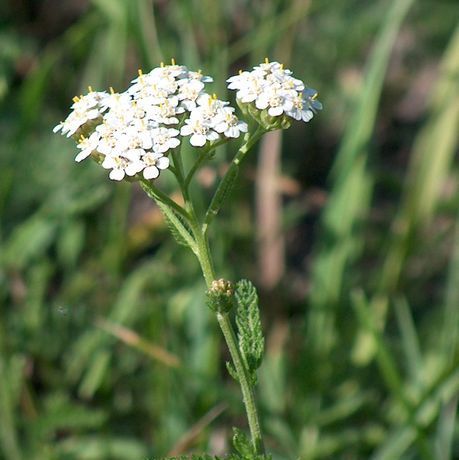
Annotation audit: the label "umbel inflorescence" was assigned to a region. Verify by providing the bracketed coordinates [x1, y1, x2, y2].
[54, 59, 321, 181]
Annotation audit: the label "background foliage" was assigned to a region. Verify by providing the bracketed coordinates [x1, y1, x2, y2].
[1, 0, 459, 458]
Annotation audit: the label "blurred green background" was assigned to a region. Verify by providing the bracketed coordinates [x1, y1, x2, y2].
[1, 0, 459, 459]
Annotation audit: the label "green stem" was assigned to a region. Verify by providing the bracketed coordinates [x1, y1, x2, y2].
[170, 148, 189, 196]
[203, 127, 266, 233]
[184, 148, 210, 189]
[139, 179, 190, 221]
[184, 139, 233, 189]
[167, 133, 266, 454]
[217, 312, 264, 454]
[191, 223, 264, 454]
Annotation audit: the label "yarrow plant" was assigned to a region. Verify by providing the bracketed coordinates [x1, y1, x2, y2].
[54, 58, 321, 459]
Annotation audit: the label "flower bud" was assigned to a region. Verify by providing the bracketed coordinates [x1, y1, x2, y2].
[206, 278, 235, 313]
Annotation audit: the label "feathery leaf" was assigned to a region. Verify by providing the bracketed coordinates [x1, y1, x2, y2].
[235, 280, 264, 381]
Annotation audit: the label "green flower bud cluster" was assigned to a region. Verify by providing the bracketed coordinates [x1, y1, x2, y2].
[206, 278, 235, 313]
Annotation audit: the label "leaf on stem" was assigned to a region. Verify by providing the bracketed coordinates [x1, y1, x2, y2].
[139, 178, 196, 250]
[204, 166, 239, 229]
[235, 279, 265, 384]
[226, 361, 239, 382]
[156, 200, 196, 250]
[157, 454, 271, 459]
[232, 427, 255, 457]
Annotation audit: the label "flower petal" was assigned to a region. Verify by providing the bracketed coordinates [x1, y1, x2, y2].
[156, 156, 170, 170]
[109, 168, 125, 181]
[190, 134, 206, 147]
[143, 166, 160, 179]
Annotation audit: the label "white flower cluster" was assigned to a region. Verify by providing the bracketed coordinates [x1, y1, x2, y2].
[227, 60, 322, 124]
[54, 62, 247, 181]
[53, 89, 108, 138]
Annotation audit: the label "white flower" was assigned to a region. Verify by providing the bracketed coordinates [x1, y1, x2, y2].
[157, 74, 179, 94]
[180, 116, 219, 147]
[253, 60, 287, 75]
[75, 131, 100, 162]
[53, 95, 102, 137]
[129, 80, 169, 103]
[184, 70, 213, 83]
[213, 107, 248, 138]
[151, 127, 180, 153]
[285, 94, 313, 122]
[95, 122, 117, 155]
[142, 152, 170, 179]
[279, 75, 304, 92]
[116, 128, 151, 155]
[227, 71, 265, 103]
[195, 94, 229, 120]
[303, 88, 323, 112]
[128, 65, 185, 98]
[97, 93, 118, 113]
[102, 151, 144, 181]
[102, 93, 135, 123]
[149, 64, 187, 80]
[255, 87, 294, 116]
[70, 91, 105, 111]
[145, 96, 183, 125]
[177, 79, 205, 111]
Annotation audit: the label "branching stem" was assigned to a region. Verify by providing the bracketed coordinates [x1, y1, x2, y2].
[203, 127, 266, 234]
[164, 131, 266, 454]
[139, 178, 190, 220]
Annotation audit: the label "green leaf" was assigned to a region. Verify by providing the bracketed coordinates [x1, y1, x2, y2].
[154, 454, 272, 460]
[235, 280, 264, 381]
[156, 200, 196, 250]
[226, 361, 239, 381]
[232, 427, 255, 457]
[140, 179, 196, 251]
[204, 165, 239, 227]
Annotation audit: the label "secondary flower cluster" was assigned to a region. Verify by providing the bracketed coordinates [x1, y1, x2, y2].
[227, 60, 322, 126]
[54, 62, 248, 181]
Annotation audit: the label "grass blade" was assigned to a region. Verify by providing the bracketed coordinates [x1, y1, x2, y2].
[381, 23, 459, 292]
[308, 0, 415, 354]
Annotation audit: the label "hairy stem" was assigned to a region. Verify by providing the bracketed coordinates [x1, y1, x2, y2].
[217, 312, 264, 454]
[193, 227, 264, 454]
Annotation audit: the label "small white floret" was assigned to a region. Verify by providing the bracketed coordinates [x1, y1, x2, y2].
[75, 131, 100, 162]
